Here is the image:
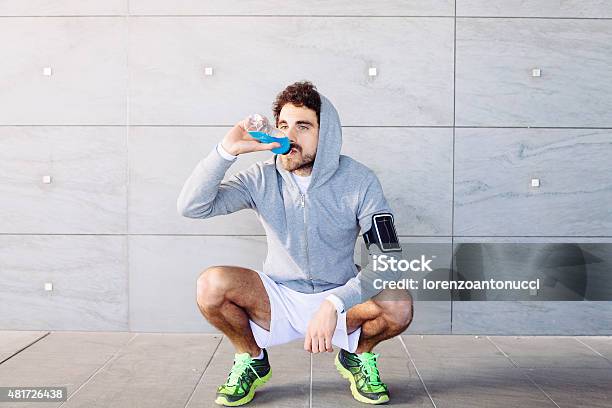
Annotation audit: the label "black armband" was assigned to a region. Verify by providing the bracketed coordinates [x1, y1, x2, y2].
[362, 213, 402, 253]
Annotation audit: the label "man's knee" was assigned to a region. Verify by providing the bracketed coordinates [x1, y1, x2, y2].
[380, 292, 414, 334]
[196, 266, 233, 310]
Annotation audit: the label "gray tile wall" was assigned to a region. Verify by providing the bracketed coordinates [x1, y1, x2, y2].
[1, 1, 610, 334]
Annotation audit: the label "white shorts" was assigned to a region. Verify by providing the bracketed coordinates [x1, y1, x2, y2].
[248, 269, 361, 353]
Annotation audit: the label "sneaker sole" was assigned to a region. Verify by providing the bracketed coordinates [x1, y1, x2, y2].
[214, 369, 272, 407]
[335, 353, 390, 405]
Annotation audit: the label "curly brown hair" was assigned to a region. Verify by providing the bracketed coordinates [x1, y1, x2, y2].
[272, 81, 321, 128]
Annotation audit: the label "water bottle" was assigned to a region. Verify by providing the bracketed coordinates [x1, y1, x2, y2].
[242, 114, 291, 155]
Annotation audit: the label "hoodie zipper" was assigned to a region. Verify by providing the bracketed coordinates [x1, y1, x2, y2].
[300, 192, 311, 284]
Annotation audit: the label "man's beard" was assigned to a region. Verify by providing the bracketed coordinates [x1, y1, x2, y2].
[281, 149, 316, 173]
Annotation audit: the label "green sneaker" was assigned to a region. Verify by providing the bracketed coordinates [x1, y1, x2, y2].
[335, 349, 389, 404]
[215, 349, 272, 406]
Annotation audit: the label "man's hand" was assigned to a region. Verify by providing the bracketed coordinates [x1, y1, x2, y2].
[304, 299, 338, 353]
[221, 118, 280, 156]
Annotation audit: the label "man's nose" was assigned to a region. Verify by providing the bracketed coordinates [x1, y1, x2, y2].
[284, 127, 298, 143]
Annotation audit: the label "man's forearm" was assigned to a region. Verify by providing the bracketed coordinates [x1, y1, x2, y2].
[176, 145, 237, 218]
[332, 248, 406, 310]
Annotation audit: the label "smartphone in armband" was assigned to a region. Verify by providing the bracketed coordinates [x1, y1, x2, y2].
[363, 213, 402, 253]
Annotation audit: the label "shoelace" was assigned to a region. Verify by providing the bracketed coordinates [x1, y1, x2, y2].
[358, 353, 383, 386]
[225, 353, 261, 388]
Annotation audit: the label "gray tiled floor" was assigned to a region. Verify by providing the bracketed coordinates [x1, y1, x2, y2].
[0, 331, 611, 407]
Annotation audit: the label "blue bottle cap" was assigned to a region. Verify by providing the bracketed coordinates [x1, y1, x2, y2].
[248, 131, 291, 155]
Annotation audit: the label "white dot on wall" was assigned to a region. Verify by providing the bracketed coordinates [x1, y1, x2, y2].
[44, 282, 53, 291]
[532, 68, 541, 77]
[368, 67, 377, 76]
[531, 178, 540, 188]
[42, 175, 52, 184]
[204, 67, 214, 76]
[42, 66, 53, 76]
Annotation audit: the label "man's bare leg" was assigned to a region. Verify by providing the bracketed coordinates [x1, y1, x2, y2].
[346, 289, 414, 353]
[196, 265, 271, 357]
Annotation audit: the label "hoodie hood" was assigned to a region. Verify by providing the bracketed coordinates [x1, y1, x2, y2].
[275, 92, 342, 190]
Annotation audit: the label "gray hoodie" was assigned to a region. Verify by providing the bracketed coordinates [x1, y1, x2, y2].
[177, 93, 394, 310]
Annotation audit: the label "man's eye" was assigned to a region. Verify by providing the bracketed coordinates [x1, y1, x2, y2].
[299, 125, 308, 130]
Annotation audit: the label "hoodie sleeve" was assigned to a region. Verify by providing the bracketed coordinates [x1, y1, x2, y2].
[330, 171, 403, 310]
[176, 144, 256, 219]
